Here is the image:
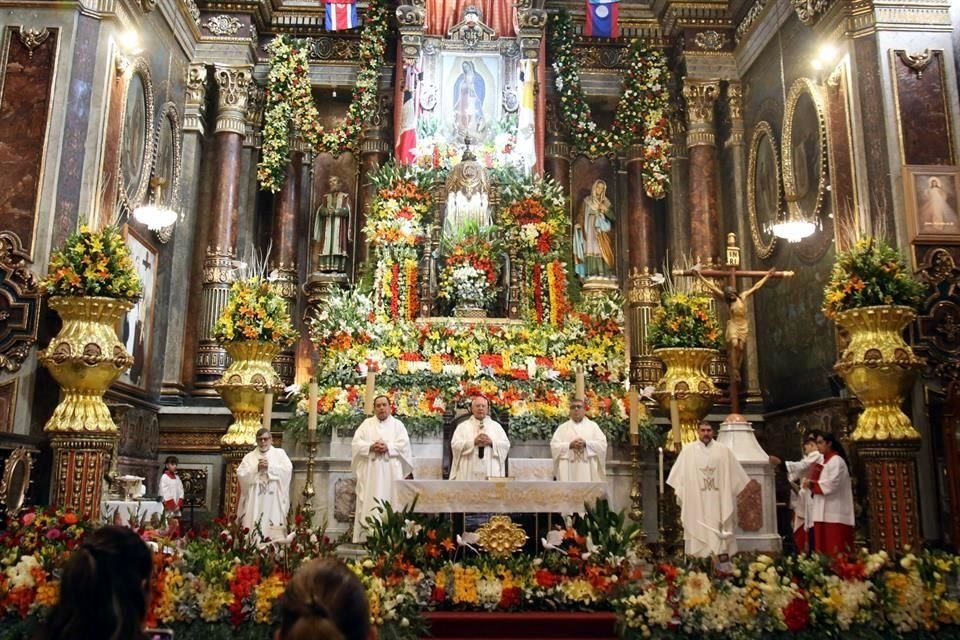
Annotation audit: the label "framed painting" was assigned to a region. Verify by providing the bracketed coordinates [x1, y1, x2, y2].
[118, 58, 155, 213]
[782, 78, 828, 226]
[747, 121, 781, 259]
[117, 225, 157, 391]
[438, 53, 502, 143]
[903, 165, 960, 241]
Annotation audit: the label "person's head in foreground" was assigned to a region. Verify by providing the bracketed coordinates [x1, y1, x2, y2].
[277, 557, 374, 640]
[41, 525, 153, 640]
[697, 421, 714, 445]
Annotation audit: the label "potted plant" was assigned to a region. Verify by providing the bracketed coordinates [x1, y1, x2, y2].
[647, 291, 723, 450]
[38, 225, 143, 434]
[822, 237, 925, 440]
[212, 276, 298, 446]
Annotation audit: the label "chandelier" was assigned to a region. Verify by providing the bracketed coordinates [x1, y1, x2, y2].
[770, 202, 817, 243]
[132, 177, 177, 231]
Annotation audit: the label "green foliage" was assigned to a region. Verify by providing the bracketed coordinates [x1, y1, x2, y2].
[822, 237, 925, 318]
[41, 225, 143, 301]
[212, 277, 298, 346]
[574, 498, 642, 561]
[647, 292, 723, 349]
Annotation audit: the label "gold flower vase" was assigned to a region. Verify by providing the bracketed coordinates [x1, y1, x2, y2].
[834, 305, 923, 440]
[38, 296, 135, 433]
[213, 340, 284, 446]
[652, 347, 722, 451]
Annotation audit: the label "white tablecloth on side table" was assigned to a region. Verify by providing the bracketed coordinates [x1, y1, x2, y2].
[395, 480, 607, 514]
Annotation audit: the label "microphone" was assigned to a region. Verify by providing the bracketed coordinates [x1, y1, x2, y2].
[478, 422, 485, 458]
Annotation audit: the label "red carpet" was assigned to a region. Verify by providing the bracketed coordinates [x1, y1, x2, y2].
[424, 611, 619, 640]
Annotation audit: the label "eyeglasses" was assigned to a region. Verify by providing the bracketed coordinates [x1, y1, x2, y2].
[257, 436, 271, 442]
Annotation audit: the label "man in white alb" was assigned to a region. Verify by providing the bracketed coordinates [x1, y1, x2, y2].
[450, 396, 510, 480]
[667, 421, 749, 560]
[236, 428, 293, 541]
[351, 395, 414, 543]
[551, 397, 607, 482]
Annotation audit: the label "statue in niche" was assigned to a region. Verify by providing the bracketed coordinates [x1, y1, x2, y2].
[573, 179, 615, 278]
[313, 175, 353, 273]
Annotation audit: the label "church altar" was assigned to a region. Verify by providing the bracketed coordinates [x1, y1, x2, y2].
[396, 479, 607, 514]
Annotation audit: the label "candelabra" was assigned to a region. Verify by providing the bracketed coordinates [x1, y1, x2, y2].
[301, 431, 318, 506]
[628, 433, 651, 558]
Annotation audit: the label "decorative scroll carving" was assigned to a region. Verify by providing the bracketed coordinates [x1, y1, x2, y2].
[16, 27, 50, 56]
[448, 6, 496, 48]
[183, 0, 201, 27]
[570, 43, 627, 69]
[307, 37, 362, 62]
[396, 3, 426, 27]
[792, 0, 833, 26]
[693, 30, 727, 51]
[895, 49, 934, 79]
[916, 247, 960, 385]
[0, 232, 41, 372]
[204, 15, 242, 37]
[213, 65, 252, 135]
[736, 0, 768, 43]
[683, 80, 720, 147]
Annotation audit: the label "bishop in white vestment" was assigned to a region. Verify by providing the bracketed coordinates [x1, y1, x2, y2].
[667, 422, 749, 558]
[450, 396, 510, 480]
[236, 428, 293, 541]
[551, 398, 607, 482]
[351, 395, 414, 543]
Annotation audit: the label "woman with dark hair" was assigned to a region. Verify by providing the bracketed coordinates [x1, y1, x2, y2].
[276, 557, 373, 640]
[39, 525, 153, 640]
[801, 432, 855, 556]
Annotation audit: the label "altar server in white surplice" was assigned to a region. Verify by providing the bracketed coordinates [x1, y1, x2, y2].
[351, 395, 414, 543]
[551, 397, 607, 482]
[450, 396, 510, 480]
[236, 428, 293, 541]
[667, 421, 749, 559]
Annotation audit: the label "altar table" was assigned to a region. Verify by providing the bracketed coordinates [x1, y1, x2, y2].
[395, 479, 608, 514]
[102, 499, 165, 527]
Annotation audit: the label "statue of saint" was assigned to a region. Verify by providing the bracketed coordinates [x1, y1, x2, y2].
[573, 179, 615, 278]
[313, 175, 352, 273]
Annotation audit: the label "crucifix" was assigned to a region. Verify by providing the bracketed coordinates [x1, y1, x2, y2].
[672, 233, 794, 415]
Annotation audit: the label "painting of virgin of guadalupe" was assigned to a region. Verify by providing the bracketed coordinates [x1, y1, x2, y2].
[440, 55, 500, 142]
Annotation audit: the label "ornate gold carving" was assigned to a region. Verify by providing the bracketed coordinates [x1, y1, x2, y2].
[17, 27, 50, 57]
[682, 80, 720, 148]
[747, 121, 780, 260]
[396, 4, 426, 28]
[895, 49, 933, 79]
[475, 515, 528, 557]
[159, 430, 223, 452]
[204, 15, 242, 36]
[0, 447, 33, 511]
[0, 232, 41, 372]
[213, 341, 284, 446]
[183, 0, 200, 27]
[179, 466, 209, 509]
[736, 0, 768, 44]
[118, 57, 156, 213]
[184, 64, 208, 134]
[213, 65, 253, 135]
[693, 30, 727, 51]
[448, 6, 496, 48]
[793, 0, 834, 26]
[781, 77, 828, 227]
[202, 248, 237, 284]
[626, 268, 662, 305]
[50, 433, 117, 519]
[726, 82, 744, 122]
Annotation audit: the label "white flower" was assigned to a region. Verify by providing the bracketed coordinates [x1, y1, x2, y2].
[402, 519, 422, 539]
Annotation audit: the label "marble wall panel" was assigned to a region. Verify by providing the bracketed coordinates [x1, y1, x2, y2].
[892, 51, 953, 167]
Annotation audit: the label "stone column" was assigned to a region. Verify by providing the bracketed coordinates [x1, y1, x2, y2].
[667, 116, 689, 261]
[357, 96, 392, 271]
[161, 64, 208, 401]
[269, 136, 304, 386]
[239, 81, 265, 257]
[544, 129, 571, 202]
[724, 83, 761, 405]
[194, 64, 252, 395]
[683, 79, 721, 265]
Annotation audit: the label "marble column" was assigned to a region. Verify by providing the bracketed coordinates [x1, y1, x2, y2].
[357, 96, 392, 272]
[269, 136, 304, 386]
[724, 83, 761, 405]
[544, 135, 571, 203]
[683, 79, 721, 265]
[194, 64, 253, 395]
[240, 81, 265, 258]
[161, 64, 207, 401]
[667, 117, 689, 262]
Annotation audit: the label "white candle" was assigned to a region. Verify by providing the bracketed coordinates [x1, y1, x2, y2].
[262, 391, 273, 431]
[659, 447, 664, 494]
[629, 387, 639, 436]
[669, 397, 681, 446]
[307, 382, 318, 432]
[575, 368, 585, 400]
[364, 371, 375, 415]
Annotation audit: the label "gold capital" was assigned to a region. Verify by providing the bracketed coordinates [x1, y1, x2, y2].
[683, 79, 720, 148]
[213, 64, 253, 133]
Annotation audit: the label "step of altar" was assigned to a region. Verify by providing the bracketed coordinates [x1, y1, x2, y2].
[424, 611, 619, 640]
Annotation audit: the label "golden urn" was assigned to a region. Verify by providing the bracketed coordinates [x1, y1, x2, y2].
[38, 296, 134, 433]
[833, 305, 922, 440]
[213, 340, 284, 446]
[652, 347, 722, 451]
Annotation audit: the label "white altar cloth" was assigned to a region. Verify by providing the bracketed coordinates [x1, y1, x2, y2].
[396, 480, 607, 513]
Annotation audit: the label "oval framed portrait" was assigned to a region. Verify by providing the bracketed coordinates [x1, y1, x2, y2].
[118, 58, 155, 212]
[154, 102, 182, 211]
[747, 121, 781, 259]
[781, 77, 828, 226]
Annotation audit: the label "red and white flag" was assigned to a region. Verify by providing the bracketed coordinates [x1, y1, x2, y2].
[324, 0, 358, 31]
[395, 63, 419, 165]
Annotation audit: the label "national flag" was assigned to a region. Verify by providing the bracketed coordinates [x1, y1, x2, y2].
[395, 63, 418, 164]
[516, 59, 537, 174]
[325, 0, 358, 31]
[585, 0, 620, 38]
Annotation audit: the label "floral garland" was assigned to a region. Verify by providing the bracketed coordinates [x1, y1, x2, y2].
[550, 11, 673, 198]
[213, 277, 298, 347]
[257, 0, 388, 192]
[41, 225, 143, 301]
[496, 169, 569, 261]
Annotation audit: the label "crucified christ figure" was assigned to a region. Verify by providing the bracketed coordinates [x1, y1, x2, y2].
[694, 266, 777, 384]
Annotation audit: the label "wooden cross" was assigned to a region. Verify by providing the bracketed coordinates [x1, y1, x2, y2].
[671, 233, 794, 415]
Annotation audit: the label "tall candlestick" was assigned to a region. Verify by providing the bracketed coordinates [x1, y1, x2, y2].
[262, 391, 273, 431]
[669, 397, 681, 446]
[364, 371, 375, 415]
[307, 382, 318, 432]
[575, 368, 585, 400]
[629, 387, 640, 436]
[659, 447, 664, 494]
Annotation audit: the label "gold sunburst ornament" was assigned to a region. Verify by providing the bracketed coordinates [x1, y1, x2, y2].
[475, 515, 528, 557]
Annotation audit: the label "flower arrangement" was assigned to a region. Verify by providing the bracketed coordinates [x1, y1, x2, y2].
[257, 0, 388, 192]
[437, 226, 501, 312]
[550, 12, 672, 198]
[496, 168, 570, 261]
[647, 292, 722, 349]
[40, 225, 142, 301]
[212, 277, 297, 347]
[822, 237, 925, 319]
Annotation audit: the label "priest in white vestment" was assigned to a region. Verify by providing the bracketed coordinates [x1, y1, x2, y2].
[351, 395, 414, 543]
[667, 422, 749, 558]
[450, 396, 510, 480]
[551, 397, 607, 482]
[236, 428, 293, 541]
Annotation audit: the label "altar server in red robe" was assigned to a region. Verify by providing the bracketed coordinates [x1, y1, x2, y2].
[801, 432, 855, 556]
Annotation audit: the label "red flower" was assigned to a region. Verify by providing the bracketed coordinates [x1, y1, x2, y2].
[535, 569, 558, 588]
[431, 585, 446, 604]
[784, 597, 810, 631]
[499, 586, 522, 609]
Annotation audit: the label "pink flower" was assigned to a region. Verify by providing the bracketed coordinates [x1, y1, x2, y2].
[45, 528, 61, 540]
[21, 512, 35, 526]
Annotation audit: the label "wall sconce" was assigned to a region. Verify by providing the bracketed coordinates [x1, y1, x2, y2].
[132, 177, 177, 232]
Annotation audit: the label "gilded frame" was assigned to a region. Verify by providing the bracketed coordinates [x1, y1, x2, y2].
[782, 77, 829, 227]
[903, 164, 960, 242]
[747, 120, 781, 259]
[153, 102, 183, 244]
[117, 57, 155, 214]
